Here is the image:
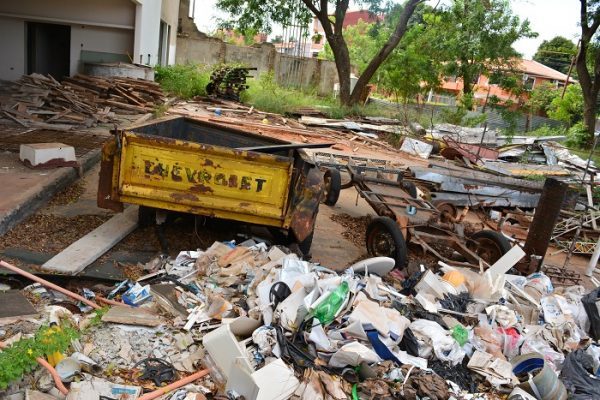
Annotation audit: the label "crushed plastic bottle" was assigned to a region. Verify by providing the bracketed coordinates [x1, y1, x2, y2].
[312, 281, 349, 325]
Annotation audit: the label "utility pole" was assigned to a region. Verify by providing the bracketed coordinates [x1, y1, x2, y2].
[562, 39, 581, 99]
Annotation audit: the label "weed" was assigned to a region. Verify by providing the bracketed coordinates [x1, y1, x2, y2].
[88, 307, 110, 328]
[155, 64, 211, 99]
[526, 125, 566, 137]
[241, 72, 393, 119]
[153, 103, 169, 118]
[0, 324, 80, 389]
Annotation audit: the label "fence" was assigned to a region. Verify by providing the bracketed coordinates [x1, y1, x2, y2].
[370, 98, 567, 132]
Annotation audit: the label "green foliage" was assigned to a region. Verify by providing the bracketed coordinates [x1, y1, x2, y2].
[321, 20, 379, 75]
[533, 36, 577, 74]
[439, 106, 486, 127]
[547, 84, 584, 125]
[154, 64, 211, 99]
[526, 82, 560, 115]
[565, 122, 590, 148]
[527, 125, 566, 137]
[0, 325, 80, 389]
[241, 72, 392, 118]
[425, 0, 536, 95]
[378, 10, 443, 103]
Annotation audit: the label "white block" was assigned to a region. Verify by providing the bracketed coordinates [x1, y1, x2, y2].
[19, 143, 76, 167]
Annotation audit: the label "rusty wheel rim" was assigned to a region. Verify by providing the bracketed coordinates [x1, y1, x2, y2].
[368, 229, 396, 257]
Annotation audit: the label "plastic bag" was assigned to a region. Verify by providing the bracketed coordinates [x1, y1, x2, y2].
[520, 332, 564, 372]
[409, 319, 465, 365]
[560, 348, 600, 399]
[472, 324, 505, 361]
[582, 287, 600, 340]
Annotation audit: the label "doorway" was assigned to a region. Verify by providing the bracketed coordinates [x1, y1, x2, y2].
[27, 22, 71, 79]
[158, 20, 170, 66]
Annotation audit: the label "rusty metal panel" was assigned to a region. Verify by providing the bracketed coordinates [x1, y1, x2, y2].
[289, 166, 324, 241]
[521, 178, 568, 273]
[115, 131, 293, 227]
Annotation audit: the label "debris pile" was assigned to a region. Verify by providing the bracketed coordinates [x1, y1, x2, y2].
[0, 73, 165, 130]
[2, 236, 600, 400]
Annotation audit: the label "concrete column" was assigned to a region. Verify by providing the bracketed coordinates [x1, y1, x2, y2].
[585, 237, 600, 277]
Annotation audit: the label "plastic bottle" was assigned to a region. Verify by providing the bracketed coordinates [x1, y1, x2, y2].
[312, 281, 349, 325]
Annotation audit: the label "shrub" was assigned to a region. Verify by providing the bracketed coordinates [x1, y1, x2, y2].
[565, 122, 590, 148]
[154, 64, 211, 99]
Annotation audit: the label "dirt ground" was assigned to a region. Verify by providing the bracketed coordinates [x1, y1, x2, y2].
[0, 160, 596, 289]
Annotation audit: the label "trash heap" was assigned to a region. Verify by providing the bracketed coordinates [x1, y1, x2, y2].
[2, 239, 600, 400]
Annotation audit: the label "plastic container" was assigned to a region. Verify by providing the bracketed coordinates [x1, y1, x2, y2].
[511, 352, 567, 400]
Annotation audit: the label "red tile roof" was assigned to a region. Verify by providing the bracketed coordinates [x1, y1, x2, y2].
[516, 59, 574, 82]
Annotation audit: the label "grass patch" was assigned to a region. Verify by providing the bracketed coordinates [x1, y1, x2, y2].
[241, 72, 394, 119]
[567, 147, 600, 166]
[155, 64, 210, 99]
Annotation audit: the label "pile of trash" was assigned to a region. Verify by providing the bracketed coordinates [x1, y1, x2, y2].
[2, 238, 600, 400]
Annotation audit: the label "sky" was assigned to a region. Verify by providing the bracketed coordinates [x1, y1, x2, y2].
[194, 0, 581, 59]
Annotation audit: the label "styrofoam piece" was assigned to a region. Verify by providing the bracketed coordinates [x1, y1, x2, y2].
[486, 245, 525, 278]
[349, 257, 395, 276]
[226, 358, 299, 400]
[20, 143, 75, 166]
[202, 324, 253, 378]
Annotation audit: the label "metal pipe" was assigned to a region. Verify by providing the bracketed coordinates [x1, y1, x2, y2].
[96, 296, 133, 308]
[521, 178, 568, 274]
[0, 260, 101, 310]
[137, 369, 210, 400]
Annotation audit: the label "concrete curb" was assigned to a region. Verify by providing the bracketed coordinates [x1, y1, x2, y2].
[0, 149, 101, 236]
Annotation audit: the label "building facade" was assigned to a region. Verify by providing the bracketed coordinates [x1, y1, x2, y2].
[0, 0, 179, 81]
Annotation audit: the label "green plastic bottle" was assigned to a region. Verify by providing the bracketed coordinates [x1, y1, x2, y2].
[312, 281, 349, 325]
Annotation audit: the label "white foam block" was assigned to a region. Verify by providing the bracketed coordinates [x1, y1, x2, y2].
[20, 143, 76, 166]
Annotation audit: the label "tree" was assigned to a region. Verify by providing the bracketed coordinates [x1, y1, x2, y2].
[576, 0, 600, 143]
[526, 81, 560, 116]
[425, 0, 535, 96]
[321, 19, 378, 74]
[533, 36, 577, 74]
[548, 84, 585, 125]
[378, 12, 443, 104]
[216, 0, 424, 105]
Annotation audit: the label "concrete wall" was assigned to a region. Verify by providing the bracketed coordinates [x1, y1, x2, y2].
[133, 0, 161, 65]
[0, 17, 26, 81]
[176, 32, 338, 95]
[0, 0, 135, 28]
[70, 26, 134, 75]
[0, 0, 138, 80]
[161, 0, 179, 65]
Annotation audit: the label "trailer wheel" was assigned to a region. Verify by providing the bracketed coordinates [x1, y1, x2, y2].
[468, 230, 511, 265]
[323, 168, 342, 206]
[138, 206, 156, 228]
[366, 216, 408, 269]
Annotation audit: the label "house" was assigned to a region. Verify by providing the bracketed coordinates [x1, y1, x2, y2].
[0, 0, 179, 81]
[433, 59, 576, 106]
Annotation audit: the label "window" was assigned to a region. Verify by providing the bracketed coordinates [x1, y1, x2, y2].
[523, 74, 535, 90]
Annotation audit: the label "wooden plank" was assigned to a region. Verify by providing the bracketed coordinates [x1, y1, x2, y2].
[42, 206, 138, 274]
[102, 305, 162, 327]
[586, 184, 598, 230]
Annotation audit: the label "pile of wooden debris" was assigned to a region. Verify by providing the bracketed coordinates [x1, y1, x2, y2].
[0, 73, 165, 131]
